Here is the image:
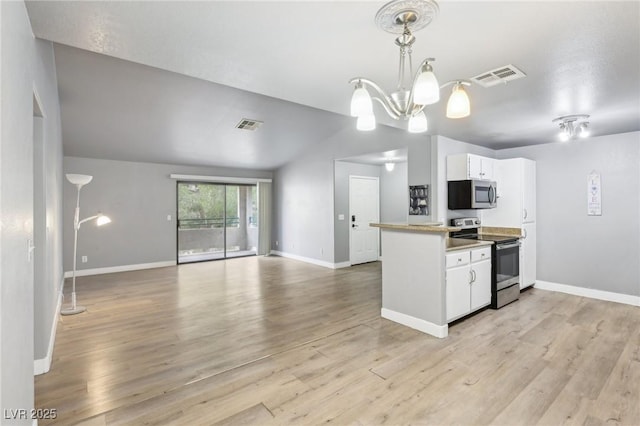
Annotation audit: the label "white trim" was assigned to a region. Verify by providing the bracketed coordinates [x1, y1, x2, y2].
[64, 261, 177, 278]
[381, 308, 448, 338]
[34, 278, 63, 375]
[270, 250, 350, 270]
[535, 280, 640, 307]
[170, 174, 272, 184]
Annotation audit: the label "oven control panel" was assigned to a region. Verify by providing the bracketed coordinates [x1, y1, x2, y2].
[451, 217, 481, 228]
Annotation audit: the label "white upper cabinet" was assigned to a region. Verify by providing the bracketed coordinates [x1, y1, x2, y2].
[482, 158, 536, 228]
[447, 153, 495, 181]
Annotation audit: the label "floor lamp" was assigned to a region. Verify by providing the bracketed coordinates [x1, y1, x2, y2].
[61, 174, 111, 316]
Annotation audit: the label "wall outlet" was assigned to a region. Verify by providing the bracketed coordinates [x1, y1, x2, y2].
[275, 241, 279, 247]
[338, 214, 345, 220]
[81, 256, 88, 263]
[167, 214, 172, 221]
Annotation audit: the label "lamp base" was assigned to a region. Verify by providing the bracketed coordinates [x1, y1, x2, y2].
[61, 305, 86, 315]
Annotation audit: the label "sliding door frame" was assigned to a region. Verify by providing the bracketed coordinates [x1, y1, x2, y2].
[176, 180, 258, 264]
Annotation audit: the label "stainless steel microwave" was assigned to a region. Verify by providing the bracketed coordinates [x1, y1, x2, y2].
[448, 180, 497, 209]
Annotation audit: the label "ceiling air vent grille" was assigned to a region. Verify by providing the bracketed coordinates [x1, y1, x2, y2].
[236, 119, 263, 131]
[471, 64, 526, 88]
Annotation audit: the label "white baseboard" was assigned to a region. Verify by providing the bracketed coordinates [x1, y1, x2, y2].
[270, 250, 349, 270]
[34, 277, 64, 375]
[535, 280, 640, 307]
[64, 260, 177, 278]
[381, 308, 448, 338]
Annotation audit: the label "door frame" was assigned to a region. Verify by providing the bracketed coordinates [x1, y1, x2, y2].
[348, 175, 380, 265]
[176, 181, 258, 264]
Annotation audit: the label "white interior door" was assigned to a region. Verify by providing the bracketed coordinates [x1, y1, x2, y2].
[349, 176, 379, 265]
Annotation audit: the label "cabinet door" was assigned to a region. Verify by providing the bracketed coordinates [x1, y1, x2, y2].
[471, 259, 492, 310]
[520, 222, 536, 288]
[447, 154, 470, 181]
[467, 154, 483, 180]
[481, 159, 522, 228]
[522, 159, 536, 223]
[480, 157, 495, 180]
[446, 265, 471, 322]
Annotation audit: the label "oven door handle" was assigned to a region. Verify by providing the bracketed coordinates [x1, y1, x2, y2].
[496, 242, 520, 250]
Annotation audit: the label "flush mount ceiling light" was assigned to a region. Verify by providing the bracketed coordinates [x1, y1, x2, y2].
[385, 162, 396, 171]
[553, 114, 590, 142]
[349, 0, 472, 134]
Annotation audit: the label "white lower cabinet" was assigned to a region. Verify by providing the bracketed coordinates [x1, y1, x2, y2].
[446, 246, 492, 322]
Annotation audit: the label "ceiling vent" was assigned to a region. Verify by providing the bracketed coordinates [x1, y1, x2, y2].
[235, 118, 263, 131]
[471, 64, 526, 88]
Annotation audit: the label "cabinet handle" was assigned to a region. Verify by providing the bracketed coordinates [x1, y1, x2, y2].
[472, 270, 477, 283]
[469, 270, 473, 284]
[522, 229, 528, 239]
[523, 209, 528, 219]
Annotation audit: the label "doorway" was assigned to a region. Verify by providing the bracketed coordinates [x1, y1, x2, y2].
[349, 176, 380, 265]
[177, 182, 258, 263]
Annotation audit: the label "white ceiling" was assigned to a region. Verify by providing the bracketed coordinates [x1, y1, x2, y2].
[26, 1, 640, 169]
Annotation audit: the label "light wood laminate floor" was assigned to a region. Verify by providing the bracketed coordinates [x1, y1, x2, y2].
[36, 256, 640, 425]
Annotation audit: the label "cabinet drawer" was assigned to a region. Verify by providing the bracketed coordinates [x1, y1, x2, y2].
[471, 247, 491, 263]
[446, 251, 470, 268]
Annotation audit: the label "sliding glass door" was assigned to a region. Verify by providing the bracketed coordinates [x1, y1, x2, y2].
[177, 182, 258, 263]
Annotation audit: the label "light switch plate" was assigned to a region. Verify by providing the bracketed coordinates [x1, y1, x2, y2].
[338, 214, 345, 220]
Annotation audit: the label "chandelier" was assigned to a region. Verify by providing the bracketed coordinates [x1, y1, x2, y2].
[553, 114, 590, 141]
[349, 0, 471, 133]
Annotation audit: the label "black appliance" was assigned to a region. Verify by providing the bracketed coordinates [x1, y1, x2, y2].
[450, 218, 520, 308]
[448, 180, 497, 210]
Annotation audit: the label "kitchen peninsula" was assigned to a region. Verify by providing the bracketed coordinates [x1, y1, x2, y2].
[371, 222, 492, 338]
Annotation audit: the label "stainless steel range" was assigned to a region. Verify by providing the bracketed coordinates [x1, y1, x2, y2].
[450, 218, 520, 308]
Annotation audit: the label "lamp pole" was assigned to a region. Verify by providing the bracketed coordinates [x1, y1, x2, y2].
[62, 174, 110, 316]
[62, 179, 88, 315]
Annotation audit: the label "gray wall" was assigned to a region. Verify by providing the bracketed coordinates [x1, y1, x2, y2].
[380, 161, 409, 224]
[332, 160, 409, 264]
[1, 2, 64, 420]
[63, 157, 272, 272]
[496, 132, 640, 297]
[333, 161, 381, 264]
[273, 123, 431, 264]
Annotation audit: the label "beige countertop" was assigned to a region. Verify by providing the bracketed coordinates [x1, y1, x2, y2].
[479, 226, 522, 237]
[370, 222, 460, 233]
[445, 238, 493, 252]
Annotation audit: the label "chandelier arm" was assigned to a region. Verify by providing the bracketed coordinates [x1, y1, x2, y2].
[372, 97, 402, 120]
[350, 77, 404, 118]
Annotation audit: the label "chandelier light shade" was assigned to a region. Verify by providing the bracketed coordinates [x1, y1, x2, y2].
[349, 0, 472, 134]
[350, 82, 374, 117]
[357, 114, 376, 131]
[446, 82, 471, 119]
[412, 63, 440, 105]
[553, 115, 590, 141]
[408, 111, 428, 133]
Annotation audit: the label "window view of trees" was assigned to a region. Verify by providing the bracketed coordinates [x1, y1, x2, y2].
[178, 183, 239, 228]
[177, 182, 259, 262]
